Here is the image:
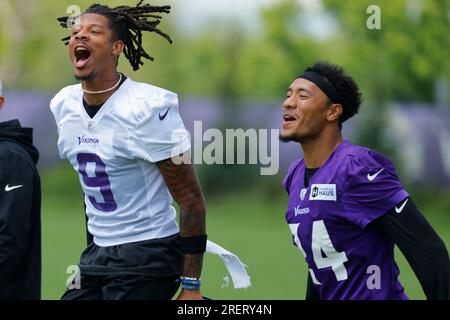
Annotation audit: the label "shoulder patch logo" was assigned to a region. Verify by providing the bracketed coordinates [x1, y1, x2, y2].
[309, 184, 337, 201]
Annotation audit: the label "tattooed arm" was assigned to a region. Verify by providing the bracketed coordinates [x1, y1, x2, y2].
[157, 153, 206, 300]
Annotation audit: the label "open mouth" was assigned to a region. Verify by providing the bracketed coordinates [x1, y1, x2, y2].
[283, 114, 297, 123]
[74, 46, 91, 69]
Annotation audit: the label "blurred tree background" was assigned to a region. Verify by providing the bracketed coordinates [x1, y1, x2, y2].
[0, 0, 449, 299]
[2, 0, 448, 100]
[1, 0, 448, 161]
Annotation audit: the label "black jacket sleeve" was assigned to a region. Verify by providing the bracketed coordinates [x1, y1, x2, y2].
[0, 154, 34, 287]
[372, 197, 450, 300]
[306, 272, 321, 300]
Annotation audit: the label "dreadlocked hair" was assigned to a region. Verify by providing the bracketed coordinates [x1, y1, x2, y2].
[57, 0, 173, 70]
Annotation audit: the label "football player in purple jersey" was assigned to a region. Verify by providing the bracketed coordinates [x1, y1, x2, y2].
[281, 62, 449, 300]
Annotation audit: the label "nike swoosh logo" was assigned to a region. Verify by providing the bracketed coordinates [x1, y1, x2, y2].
[159, 108, 170, 121]
[5, 184, 24, 192]
[395, 199, 408, 213]
[367, 168, 384, 181]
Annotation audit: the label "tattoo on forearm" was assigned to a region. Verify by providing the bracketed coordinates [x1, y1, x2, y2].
[158, 156, 206, 278]
[182, 254, 204, 279]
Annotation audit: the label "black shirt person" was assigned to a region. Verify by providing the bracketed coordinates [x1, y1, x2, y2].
[0, 80, 41, 299]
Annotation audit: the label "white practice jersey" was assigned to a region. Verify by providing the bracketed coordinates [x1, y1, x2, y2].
[50, 78, 191, 247]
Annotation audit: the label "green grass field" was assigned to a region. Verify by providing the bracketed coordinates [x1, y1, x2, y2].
[41, 164, 450, 300]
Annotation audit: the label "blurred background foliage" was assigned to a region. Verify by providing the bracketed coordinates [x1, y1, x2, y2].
[0, 0, 449, 299]
[1, 0, 449, 158]
[1, 0, 448, 100]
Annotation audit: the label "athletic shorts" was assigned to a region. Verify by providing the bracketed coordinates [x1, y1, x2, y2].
[61, 234, 183, 300]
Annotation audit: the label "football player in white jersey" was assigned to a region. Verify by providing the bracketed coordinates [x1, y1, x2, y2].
[51, 2, 206, 300]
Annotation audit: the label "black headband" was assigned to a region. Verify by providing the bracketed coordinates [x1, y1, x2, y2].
[298, 71, 341, 103]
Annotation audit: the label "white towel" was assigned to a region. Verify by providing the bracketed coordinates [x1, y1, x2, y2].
[206, 240, 251, 289]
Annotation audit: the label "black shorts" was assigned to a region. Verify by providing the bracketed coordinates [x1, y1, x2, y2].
[62, 234, 183, 300]
[61, 273, 180, 300]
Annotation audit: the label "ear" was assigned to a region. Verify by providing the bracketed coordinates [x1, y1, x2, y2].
[0, 97, 4, 110]
[112, 40, 124, 57]
[326, 103, 343, 122]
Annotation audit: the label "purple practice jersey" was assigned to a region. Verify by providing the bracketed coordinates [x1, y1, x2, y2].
[284, 141, 409, 300]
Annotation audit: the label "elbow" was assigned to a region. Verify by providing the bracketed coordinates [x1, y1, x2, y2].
[431, 239, 449, 263]
[180, 201, 206, 219]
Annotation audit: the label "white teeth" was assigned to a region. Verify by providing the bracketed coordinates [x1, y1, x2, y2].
[75, 47, 89, 52]
[284, 114, 295, 121]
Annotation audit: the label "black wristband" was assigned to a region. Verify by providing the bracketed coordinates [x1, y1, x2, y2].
[180, 235, 208, 254]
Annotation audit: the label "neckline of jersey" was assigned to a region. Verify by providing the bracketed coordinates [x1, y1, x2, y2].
[301, 140, 350, 188]
[78, 77, 131, 128]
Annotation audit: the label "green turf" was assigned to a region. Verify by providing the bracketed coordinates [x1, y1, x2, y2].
[41, 164, 450, 300]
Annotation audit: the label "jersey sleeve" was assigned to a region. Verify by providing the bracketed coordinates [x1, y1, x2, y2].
[49, 85, 78, 160]
[49, 93, 60, 125]
[49, 85, 77, 125]
[341, 149, 409, 229]
[283, 159, 302, 194]
[131, 92, 191, 163]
